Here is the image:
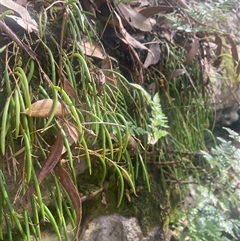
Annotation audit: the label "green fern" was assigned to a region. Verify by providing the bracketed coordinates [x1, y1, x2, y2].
[176, 128, 240, 241]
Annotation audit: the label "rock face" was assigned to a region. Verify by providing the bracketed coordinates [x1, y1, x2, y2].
[207, 0, 240, 127]
[80, 214, 143, 241]
[79, 214, 163, 241]
[211, 82, 240, 126]
[24, 214, 163, 241]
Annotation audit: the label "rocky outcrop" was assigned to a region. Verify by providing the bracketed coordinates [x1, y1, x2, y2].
[79, 214, 163, 241]
[207, 1, 240, 127]
[21, 214, 164, 241]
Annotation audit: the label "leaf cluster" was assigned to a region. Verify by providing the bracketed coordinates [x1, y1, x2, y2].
[0, 0, 169, 240]
[173, 128, 240, 241]
[0, 0, 239, 240]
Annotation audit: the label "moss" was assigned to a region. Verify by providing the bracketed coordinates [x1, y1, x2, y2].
[77, 161, 176, 235]
[214, 19, 240, 83]
[219, 37, 240, 84]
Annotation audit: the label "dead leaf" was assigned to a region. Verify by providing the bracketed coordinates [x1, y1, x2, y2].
[143, 43, 161, 68]
[167, 69, 186, 79]
[147, 82, 157, 95]
[101, 192, 108, 208]
[22, 99, 70, 118]
[98, 11, 130, 28]
[127, 135, 138, 152]
[20, 133, 64, 208]
[56, 164, 82, 240]
[125, 189, 131, 203]
[61, 74, 81, 104]
[6, 15, 38, 33]
[173, 0, 191, 10]
[116, 2, 155, 31]
[0, 0, 38, 33]
[82, 0, 97, 18]
[63, 121, 80, 149]
[124, 30, 149, 50]
[101, 55, 117, 85]
[184, 37, 199, 66]
[59, 121, 80, 156]
[225, 34, 239, 67]
[37, 133, 64, 183]
[92, 68, 105, 93]
[213, 34, 222, 67]
[130, 0, 149, 8]
[114, 10, 149, 51]
[237, 61, 240, 76]
[107, 7, 146, 83]
[78, 40, 105, 59]
[15, 0, 27, 6]
[139, 6, 174, 18]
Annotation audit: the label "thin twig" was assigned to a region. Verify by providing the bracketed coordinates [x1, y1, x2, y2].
[0, 20, 36, 59]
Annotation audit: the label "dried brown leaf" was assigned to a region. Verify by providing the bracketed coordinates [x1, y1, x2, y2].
[61, 74, 81, 104]
[125, 30, 149, 50]
[0, 0, 38, 32]
[114, 10, 149, 51]
[56, 164, 82, 240]
[213, 34, 222, 67]
[22, 99, 70, 118]
[37, 133, 64, 183]
[130, 0, 149, 8]
[65, 122, 80, 145]
[82, 0, 96, 18]
[107, 8, 145, 83]
[20, 133, 64, 208]
[143, 43, 161, 68]
[237, 61, 240, 76]
[98, 14, 129, 28]
[184, 37, 199, 66]
[78, 41, 105, 59]
[139, 6, 174, 18]
[60, 121, 80, 156]
[117, 2, 155, 31]
[225, 34, 239, 67]
[101, 55, 117, 85]
[168, 69, 186, 79]
[92, 68, 106, 93]
[15, 0, 27, 5]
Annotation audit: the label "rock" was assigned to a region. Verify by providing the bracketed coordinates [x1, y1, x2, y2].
[16, 214, 164, 241]
[196, 0, 240, 128]
[80, 214, 142, 241]
[214, 103, 240, 126]
[79, 214, 163, 241]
